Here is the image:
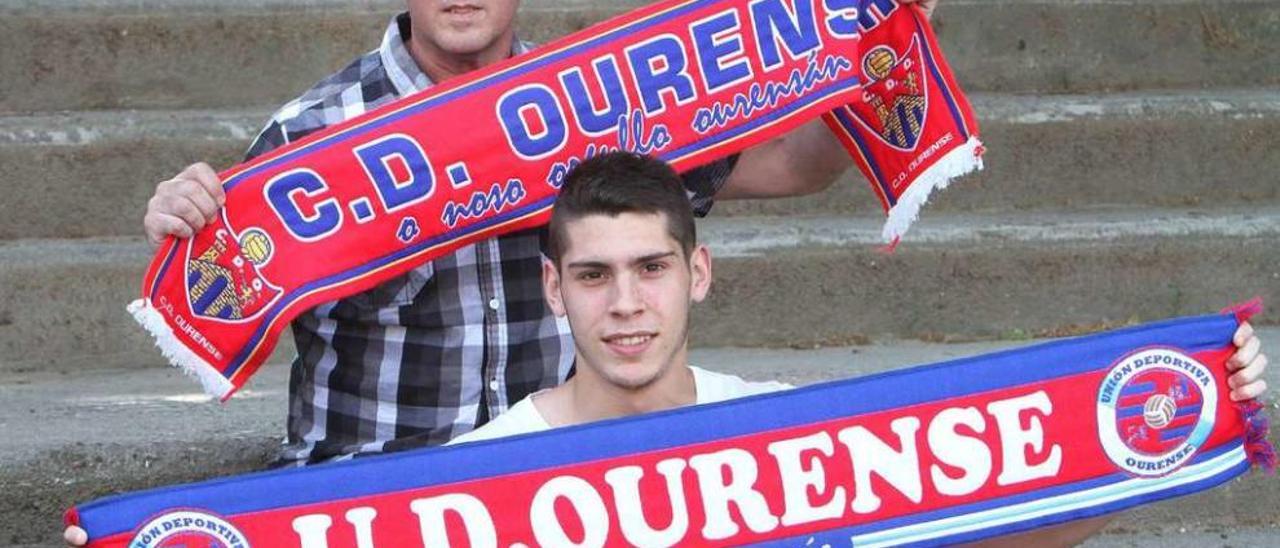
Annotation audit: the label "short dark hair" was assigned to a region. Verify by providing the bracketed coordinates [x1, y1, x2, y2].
[546, 151, 696, 265]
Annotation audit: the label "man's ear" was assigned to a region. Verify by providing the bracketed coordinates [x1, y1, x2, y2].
[542, 257, 568, 317]
[689, 244, 712, 303]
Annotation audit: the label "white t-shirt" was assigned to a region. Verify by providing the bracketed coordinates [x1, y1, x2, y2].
[448, 366, 791, 445]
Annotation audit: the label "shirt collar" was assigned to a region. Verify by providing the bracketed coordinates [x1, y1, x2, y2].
[379, 12, 534, 96]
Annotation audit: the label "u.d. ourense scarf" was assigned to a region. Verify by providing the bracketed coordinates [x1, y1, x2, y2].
[69, 305, 1274, 546]
[128, 0, 983, 399]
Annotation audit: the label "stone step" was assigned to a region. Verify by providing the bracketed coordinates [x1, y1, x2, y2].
[1, 207, 1276, 375]
[715, 90, 1280, 218]
[695, 207, 1280, 347]
[0, 237, 296, 375]
[2, 90, 1276, 240]
[3, 333, 1278, 546]
[2, 0, 1277, 112]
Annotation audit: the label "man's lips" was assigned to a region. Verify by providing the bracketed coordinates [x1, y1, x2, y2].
[603, 332, 657, 356]
[442, 4, 483, 16]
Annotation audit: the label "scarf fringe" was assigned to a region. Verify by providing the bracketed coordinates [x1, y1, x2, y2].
[1222, 297, 1264, 324]
[127, 299, 233, 399]
[1239, 400, 1277, 473]
[881, 136, 984, 243]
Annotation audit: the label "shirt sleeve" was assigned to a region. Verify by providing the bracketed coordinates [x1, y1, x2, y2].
[680, 153, 740, 217]
[243, 118, 293, 162]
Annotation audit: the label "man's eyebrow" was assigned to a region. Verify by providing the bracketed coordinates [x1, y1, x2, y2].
[565, 251, 677, 270]
[632, 251, 677, 266]
[565, 260, 610, 270]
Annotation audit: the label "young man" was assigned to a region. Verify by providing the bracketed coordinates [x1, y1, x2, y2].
[449, 151, 791, 444]
[134, 0, 942, 469]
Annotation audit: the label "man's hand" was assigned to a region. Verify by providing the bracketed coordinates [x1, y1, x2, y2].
[1229, 322, 1268, 402]
[143, 162, 226, 248]
[900, 0, 939, 20]
[64, 525, 87, 546]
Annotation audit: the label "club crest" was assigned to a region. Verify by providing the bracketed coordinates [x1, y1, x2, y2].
[184, 216, 282, 323]
[846, 35, 929, 151]
[1096, 347, 1218, 477]
[129, 509, 249, 548]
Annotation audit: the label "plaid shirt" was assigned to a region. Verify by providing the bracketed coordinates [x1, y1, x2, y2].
[246, 13, 735, 466]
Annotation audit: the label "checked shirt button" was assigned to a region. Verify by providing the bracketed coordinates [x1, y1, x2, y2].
[488, 298, 500, 311]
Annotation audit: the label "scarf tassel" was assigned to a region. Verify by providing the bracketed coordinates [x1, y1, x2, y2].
[127, 299, 234, 399]
[1239, 400, 1277, 473]
[1221, 296, 1263, 324]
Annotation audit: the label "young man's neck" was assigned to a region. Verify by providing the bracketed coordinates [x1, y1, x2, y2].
[537, 364, 697, 427]
[405, 35, 516, 83]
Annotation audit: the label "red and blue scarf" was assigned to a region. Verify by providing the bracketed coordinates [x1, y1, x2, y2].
[70, 305, 1273, 546]
[128, 0, 983, 399]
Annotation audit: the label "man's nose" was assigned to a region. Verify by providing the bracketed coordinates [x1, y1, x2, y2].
[609, 275, 645, 316]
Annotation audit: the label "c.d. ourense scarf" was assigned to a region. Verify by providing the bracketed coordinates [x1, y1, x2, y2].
[70, 304, 1274, 546]
[128, 0, 983, 399]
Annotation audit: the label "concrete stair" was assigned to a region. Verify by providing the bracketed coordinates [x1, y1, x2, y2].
[1, 0, 1278, 544]
[2, 1, 1277, 112]
[4, 208, 1277, 373]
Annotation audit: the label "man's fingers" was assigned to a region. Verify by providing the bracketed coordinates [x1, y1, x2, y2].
[186, 162, 226, 206]
[143, 212, 196, 247]
[165, 195, 208, 233]
[1234, 321, 1255, 347]
[180, 179, 221, 222]
[160, 176, 221, 220]
[1229, 353, 1267, 389]
[1231, 378, 1268, 402]
[1229, 335, 1261, 370]
[144, 166, 225, 245]
[64, 525, 88, 546]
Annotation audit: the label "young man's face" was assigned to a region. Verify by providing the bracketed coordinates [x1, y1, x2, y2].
[544, 212, 711, 391]
[407, 0, 519, 58]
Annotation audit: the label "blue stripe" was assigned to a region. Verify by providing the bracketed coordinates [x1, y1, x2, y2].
[191, 275, 227, 316]
[1116, 405, 1146, 419]
[833, 107, 895, 205]
[910, 457, 1250, 547]
[147, 242, 181, 301]
[1175, 404, 1204, 417]
[1118, 402, 1202, 420]
[752, 450, 1244, 548]
[78, 312, 1240, 536]
[1120, 381, 1156, 396]
[843, 442, 1241, 535]
[912, 14, 969, 140]
[1161, 425, 1195, 441]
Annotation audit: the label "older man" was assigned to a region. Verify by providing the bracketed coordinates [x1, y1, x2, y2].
[131, 0, 941, 470]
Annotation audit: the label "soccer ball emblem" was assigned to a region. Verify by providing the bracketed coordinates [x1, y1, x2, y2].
[863, 46, 897, 80]
[238, 228, 273, 266]
[1143, 394, 1177, 429]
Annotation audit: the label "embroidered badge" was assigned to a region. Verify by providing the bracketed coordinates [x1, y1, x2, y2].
[129, 510, 248, 548]
[1097, 347, 1218, 477]
[184, 222, 282, 323]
